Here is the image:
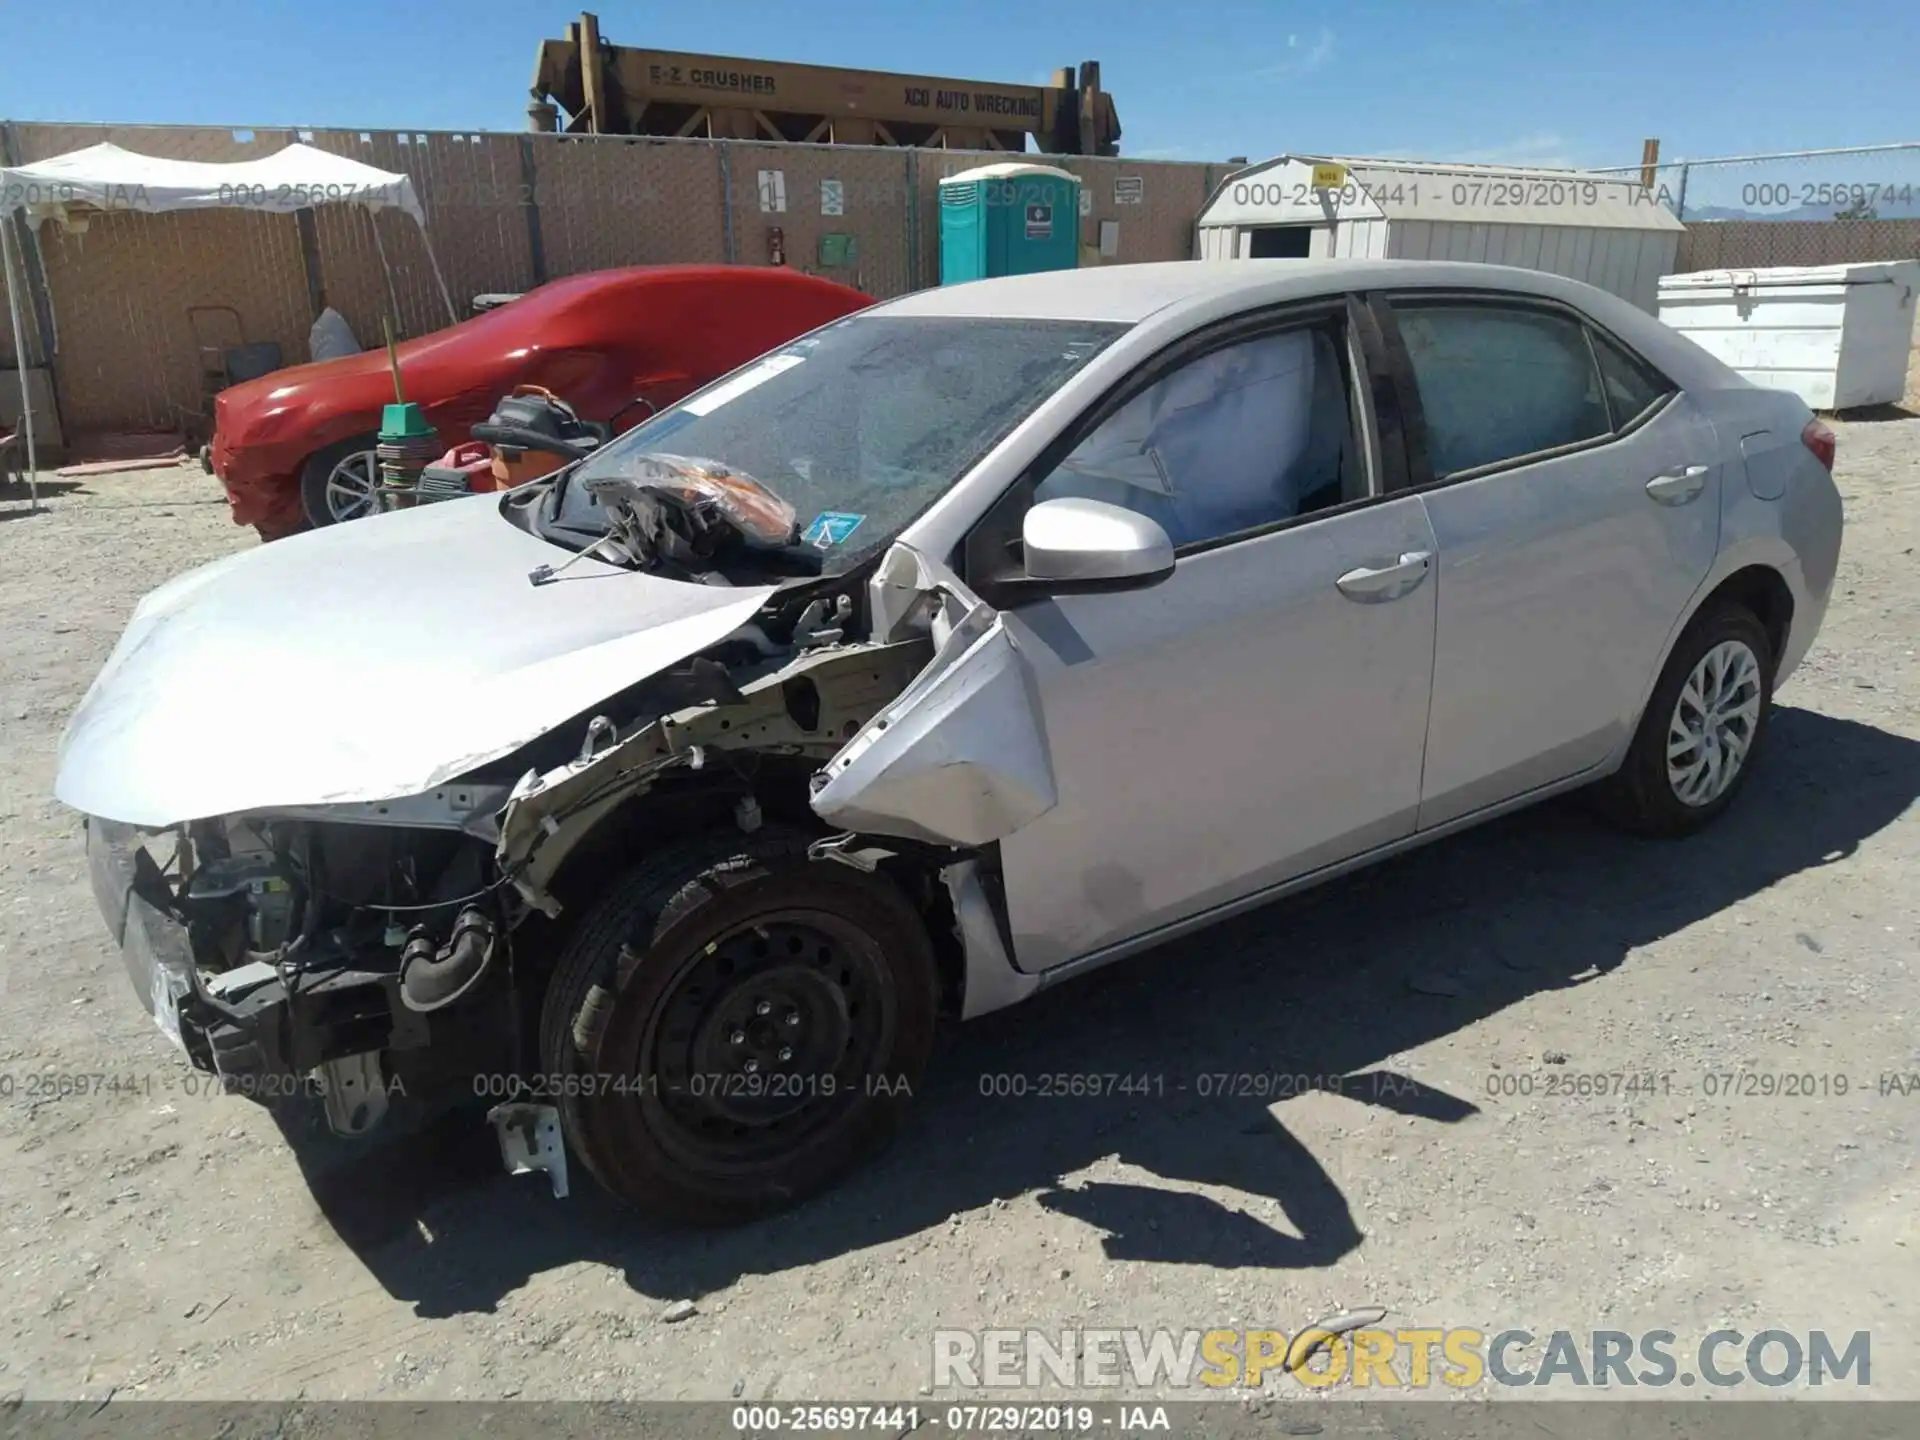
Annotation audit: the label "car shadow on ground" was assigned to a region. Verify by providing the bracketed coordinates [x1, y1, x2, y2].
[274, 706, 1920, 1317]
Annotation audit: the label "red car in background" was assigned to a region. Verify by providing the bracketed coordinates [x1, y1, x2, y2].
[211, 265, 874, 539]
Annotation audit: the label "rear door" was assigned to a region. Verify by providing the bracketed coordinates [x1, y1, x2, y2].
[1375, 292, 1722, 828]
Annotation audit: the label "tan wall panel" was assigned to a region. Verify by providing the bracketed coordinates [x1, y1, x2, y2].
[534, 136, 728, 277]
[723, 143, 914, 297]
[1051, 157, 1216, 266]
[34, 206, 310, 433]
[4, 123, 1224, 438]
[12, 122, 300, 164]
[308, 130, 538, 339]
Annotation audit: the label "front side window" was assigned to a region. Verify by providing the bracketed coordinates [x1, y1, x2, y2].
[1033, 323, 1358, 550]
[548, 314, 1125, 573]
[1394, 303, 1610, 477]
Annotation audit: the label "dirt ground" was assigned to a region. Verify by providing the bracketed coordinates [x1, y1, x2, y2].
[1, 426, 1917, 1407]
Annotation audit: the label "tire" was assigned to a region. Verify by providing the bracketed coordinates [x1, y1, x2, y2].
[537, 830, 938, 1224]
[1596, 600, 1775, 837]
[299, 436, 381, 527]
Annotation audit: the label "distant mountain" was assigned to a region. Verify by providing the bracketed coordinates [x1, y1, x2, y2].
[1683, 195, 1920, 223]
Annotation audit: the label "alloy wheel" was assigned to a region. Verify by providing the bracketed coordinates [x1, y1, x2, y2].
[323, 450, 381, 523]
[1666, 639, 1762, 807]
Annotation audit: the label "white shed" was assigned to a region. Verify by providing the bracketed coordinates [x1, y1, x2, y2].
[1195, 155, 1684, 312]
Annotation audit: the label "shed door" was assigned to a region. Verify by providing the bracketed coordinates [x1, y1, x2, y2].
[1248, 226, 1314, 259]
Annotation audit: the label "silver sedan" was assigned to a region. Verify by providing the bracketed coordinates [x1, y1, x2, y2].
[59, 260, 1843, 1221]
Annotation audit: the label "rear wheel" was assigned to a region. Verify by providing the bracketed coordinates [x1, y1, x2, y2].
[299, 437, 381, 527]
[1597, 601, 1774, 836]
[537, 831, 937, 1223]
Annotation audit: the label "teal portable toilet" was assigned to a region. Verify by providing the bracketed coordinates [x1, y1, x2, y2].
[938, 162, 1081, 285]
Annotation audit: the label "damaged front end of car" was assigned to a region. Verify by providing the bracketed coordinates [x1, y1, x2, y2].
[76, 540, 1055, 1171]
[87, 793, 511, 1136]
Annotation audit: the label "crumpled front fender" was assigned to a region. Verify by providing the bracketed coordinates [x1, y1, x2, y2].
[496, 638, 932, 912]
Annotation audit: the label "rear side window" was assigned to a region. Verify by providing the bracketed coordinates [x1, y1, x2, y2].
[1592, 331, 1675, 429]
[1394, 304, 1610, 477]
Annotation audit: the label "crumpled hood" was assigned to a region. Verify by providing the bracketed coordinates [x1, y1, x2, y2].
[56, 494, 776, 827]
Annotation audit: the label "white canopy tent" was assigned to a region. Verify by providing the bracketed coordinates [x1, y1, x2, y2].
[0, 142, 458, 510]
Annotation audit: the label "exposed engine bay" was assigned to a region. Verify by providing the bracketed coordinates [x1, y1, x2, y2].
[100, 536, 1053, 1146]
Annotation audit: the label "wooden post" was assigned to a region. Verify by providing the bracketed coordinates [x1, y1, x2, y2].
[579, 11, 607, 135]
[1078, 61, 1102, 156]
[293, 207, 325, 321]
[518, 135, 548, 286]
[1640, 138, 1661, 193]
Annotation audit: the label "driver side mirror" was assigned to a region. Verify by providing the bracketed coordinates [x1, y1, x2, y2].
[1020, 497, 1175, 588]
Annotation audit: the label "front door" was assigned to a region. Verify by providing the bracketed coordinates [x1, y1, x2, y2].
[997, 499, 1439, 970]
[981, 310, 1439, 971]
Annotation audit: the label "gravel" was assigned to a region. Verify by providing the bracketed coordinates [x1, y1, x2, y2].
[0, 425, 1916, 1401]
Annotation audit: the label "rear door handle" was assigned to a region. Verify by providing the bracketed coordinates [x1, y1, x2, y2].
[1646, 464, 1710, 505]
[1336, 549, 1432, 603]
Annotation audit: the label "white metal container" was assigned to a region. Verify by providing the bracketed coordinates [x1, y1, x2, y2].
[1657, 261, 1919, 409]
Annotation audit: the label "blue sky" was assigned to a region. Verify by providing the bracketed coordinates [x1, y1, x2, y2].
[6, 0, 1916, 170]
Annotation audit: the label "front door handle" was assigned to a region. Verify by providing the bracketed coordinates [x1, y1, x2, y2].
[1646, 464, 1710, 505]
[1336, 549, 1432, 603]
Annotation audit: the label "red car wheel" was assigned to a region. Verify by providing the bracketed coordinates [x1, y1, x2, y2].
[300, 438, 382, 527]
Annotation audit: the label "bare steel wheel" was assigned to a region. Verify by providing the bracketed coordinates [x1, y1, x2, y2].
[1666, 639, 1763, 807]
[652, 911, 891, 1156]
[538, 830, 937, 1223]
[299, 438, 381, 527]
[1597, 599, 1775, 837]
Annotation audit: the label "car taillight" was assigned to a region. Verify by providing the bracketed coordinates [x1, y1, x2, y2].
[1801, 418, 1836, 472]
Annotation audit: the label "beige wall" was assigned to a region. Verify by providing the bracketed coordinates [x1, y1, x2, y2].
[1, 121, 1225, 437]
[8, 120, 1919, 437]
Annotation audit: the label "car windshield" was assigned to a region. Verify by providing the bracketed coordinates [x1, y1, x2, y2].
[545, 313, 1126, 573]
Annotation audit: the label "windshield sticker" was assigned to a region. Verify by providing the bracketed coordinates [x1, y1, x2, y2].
[682, 352, 806, 416]
[802, 511, 866, 549]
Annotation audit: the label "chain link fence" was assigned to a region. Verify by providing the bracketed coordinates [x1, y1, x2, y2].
[1595, 142, 1920, 271]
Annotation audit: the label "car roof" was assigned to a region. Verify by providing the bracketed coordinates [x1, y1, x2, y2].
[874, 259, 1599, 324]
[867, 259, 1742, 395]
